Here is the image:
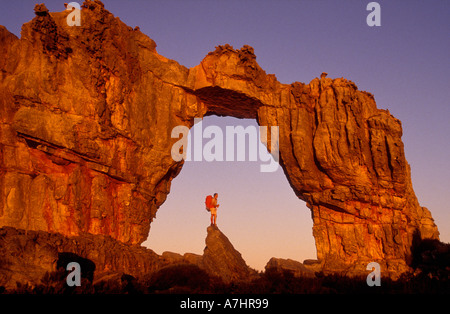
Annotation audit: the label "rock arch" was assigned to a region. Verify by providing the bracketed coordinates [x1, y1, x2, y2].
[0, 2, 439, 277]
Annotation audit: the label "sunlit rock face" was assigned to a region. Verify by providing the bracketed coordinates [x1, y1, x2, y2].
[0, 1, 439, 277]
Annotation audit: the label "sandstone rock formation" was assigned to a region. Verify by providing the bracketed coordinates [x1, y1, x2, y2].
[0, 226, 162, 290]
[265, 258, 315, 278]
[0, 225, 252, 290]
[159, 226, 255, 284]
[0, 0, 440, 279]
[202, 225, 254, 283]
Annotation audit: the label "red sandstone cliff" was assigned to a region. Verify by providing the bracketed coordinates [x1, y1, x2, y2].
[0, 1, 439, 279]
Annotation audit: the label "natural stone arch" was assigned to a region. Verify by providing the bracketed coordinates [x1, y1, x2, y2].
[0, 2, 439, 278]
[185, 44, 440, 276]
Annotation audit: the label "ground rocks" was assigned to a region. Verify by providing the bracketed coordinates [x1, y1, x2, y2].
[265, 258, 315, 278]
[0, 225, 254, 290]
[0, 226, 162, 290]
[160, 226, 256, 284]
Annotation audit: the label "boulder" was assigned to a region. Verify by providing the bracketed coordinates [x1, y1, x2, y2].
[265, 258, 315, 278]
[202, 225, 255, 283]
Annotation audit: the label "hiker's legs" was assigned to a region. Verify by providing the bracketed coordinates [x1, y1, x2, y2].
[210, 207, 217, 225]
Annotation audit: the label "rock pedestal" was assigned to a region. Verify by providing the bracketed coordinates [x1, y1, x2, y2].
[202, 225, 253, 283]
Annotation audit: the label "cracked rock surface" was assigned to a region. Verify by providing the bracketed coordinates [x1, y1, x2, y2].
[0, 1, 439, 278]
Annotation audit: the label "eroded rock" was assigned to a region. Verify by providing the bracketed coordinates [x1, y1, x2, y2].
[0, 226, 162, 290]
[202, 225, 254, 283]
[0, 1, 440, 278]
[265, 258, 315, 278]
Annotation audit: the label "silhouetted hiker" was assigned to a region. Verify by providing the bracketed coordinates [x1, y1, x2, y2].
[210, 193, 219, 226]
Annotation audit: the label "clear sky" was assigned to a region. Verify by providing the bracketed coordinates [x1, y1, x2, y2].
[1, 0, 449, 271]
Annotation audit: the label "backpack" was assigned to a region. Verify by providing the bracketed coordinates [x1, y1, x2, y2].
[205, 195, 212, 212]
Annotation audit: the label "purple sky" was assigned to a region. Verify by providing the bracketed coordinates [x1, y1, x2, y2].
[1, 0, 449, 270]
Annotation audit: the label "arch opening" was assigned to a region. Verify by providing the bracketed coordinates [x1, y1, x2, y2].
[143, 116, 317, 271]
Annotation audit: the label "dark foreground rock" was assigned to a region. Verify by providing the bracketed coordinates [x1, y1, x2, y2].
[1, 226, 448, 293]
[151, 226, 257, 284]
[0, 226, 162, 290]
[0, 225, 255, 291]
[265, 258, 316, 278]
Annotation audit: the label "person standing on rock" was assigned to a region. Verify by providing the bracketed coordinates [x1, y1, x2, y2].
[210, 193, 220, 226]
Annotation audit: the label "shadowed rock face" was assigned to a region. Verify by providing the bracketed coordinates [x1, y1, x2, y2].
[0, 226, 163, 290]
[0, 225, 252, 289]
[265, 257, 315, 278]
[0, 1, 439, 277]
